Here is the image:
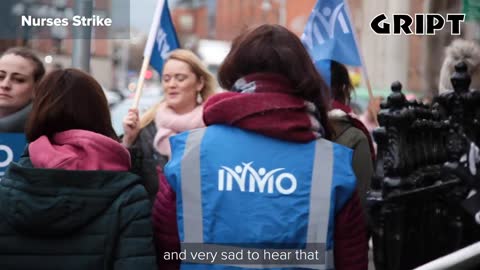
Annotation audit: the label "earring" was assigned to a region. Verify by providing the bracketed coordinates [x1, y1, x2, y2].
[197, 92, 203, 104]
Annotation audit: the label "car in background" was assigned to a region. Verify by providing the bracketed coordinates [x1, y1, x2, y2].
[103, 87, 130, 108]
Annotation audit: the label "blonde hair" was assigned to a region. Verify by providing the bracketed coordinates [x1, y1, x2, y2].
[140, 49, 217, 128]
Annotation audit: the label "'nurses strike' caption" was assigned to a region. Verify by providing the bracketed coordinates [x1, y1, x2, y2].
[21, 15, 112, 27]
[164, 249, 322, 264]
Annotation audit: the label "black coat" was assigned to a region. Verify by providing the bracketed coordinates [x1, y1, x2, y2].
[129, 121, 168, 201]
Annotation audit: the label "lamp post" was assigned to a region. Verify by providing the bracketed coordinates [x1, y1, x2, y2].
[261, 0, 272, 23]
[278, 0, 286, 26]
[261, 0, 287, 26]
[72, 0, 93, 72]
[11, 0, 34, 46]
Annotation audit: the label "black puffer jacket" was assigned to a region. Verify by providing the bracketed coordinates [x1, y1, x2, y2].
[0, 157, 156, 270]
[129, 122, 168, 201]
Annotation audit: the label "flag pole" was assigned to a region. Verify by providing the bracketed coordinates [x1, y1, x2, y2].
[132, 0, 165, 110]
[343, 1, 374, 102]
[344, 1, 377, 125]
[132, 57, 150, 109]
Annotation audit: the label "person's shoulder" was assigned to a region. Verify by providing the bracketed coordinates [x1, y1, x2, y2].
[139, 121, 157, 139]
[315, 137, 354, 160]
[332, 119, 367, 147]
[330, 140, 354, 157]
[130, 121, 157, 149]
[341, 125, 368, 141]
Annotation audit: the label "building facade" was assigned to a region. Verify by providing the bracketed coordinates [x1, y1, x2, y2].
[171, 0, 477, 96]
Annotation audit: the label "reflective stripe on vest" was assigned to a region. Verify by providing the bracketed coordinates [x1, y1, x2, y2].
[180, 128, 335, 270]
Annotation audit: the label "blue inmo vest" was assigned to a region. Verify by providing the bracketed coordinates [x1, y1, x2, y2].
[164, 125, 356, 270]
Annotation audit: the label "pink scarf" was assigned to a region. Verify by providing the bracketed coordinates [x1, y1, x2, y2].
[153, 102, 205, 157]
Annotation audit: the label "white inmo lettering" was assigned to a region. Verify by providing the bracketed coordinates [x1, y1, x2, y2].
[218, 162, 297, 195]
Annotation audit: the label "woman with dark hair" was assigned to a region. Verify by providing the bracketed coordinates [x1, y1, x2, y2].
[329, 60, 375, 209]
[0, 47, 45, 132]
[0, 69, 156, 270]
[154, 25, 367, 270]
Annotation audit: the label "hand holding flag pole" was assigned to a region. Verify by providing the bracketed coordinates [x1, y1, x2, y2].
[132, 0, 179, 109]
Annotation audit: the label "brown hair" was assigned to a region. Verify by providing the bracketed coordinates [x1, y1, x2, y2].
[25, 68, 118, 142]
[140, 49, 217, 128]
[218, 24, 332, 138]
[2, 47, 45, 82]
[330, 60, 354, 105]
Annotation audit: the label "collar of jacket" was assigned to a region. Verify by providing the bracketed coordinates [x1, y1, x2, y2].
[0, 103, 32, 132]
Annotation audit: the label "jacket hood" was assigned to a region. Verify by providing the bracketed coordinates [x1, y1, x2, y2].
[29, 129, 131, 171]
[0, 154, 140, 236]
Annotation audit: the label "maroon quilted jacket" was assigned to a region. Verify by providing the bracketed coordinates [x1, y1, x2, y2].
[153, 170, 180, 270]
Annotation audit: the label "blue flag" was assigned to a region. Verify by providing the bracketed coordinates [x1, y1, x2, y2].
[144, 0, 180, 74]
[0, 133, 26, 177]
[301, 0, 361, 85]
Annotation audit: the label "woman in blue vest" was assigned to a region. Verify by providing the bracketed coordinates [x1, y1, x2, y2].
[154, 24, 368, 270]
[0, 69, 156, 269]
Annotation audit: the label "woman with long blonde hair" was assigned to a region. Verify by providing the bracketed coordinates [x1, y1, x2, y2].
[122, 49, 216, 200]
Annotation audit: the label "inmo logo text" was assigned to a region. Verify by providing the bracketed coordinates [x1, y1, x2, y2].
[218, 162, 297, 195]
[156, 28, 170, 60]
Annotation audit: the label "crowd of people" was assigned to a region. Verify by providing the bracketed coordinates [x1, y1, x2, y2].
[0, 24, 479, 270]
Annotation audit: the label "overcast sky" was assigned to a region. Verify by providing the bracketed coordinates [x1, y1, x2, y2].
[129, 0, 181, 34]
[129, 0, 156, 33]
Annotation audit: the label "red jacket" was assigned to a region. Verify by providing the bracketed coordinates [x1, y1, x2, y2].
[152, 169, 180, 270]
